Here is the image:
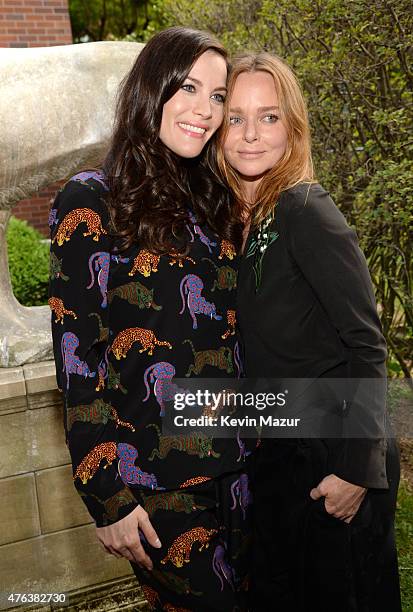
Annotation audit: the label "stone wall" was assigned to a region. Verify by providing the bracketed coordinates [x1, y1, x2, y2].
[0, 361, 147, 611]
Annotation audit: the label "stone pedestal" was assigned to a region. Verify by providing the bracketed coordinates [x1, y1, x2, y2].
[0, 361, 148, 611]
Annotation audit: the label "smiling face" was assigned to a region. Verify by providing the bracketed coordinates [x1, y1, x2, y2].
[159, 50, 227, 158]
[223, 71, 289, 200]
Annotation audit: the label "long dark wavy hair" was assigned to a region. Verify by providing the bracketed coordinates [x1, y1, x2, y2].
[103, 26, 242, 255]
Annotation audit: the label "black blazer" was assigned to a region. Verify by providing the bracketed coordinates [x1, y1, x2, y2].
[237, 182, 388, 488]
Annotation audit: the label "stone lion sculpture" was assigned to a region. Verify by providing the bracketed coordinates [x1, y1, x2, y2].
[0, 41, 142, 367]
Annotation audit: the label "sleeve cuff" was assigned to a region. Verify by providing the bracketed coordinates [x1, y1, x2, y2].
[331, 438, 389, 489]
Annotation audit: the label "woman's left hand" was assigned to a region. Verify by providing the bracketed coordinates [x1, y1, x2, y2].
[310, 474, 367, 523]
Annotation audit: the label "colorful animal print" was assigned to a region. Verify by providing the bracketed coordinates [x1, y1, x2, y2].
[236, 428, 251, 462]
[141, 585, 161, 609]
[48, 208, 58, 228]
[49, 252, 69, 281]
[147, 424, 220, 460]
[102, 487, 137, 523]
[117, 442, 159, 489]
[179, 476, 212, 488]
[87, 251, 110, 308]
[108, 281, 162, 311]
[183, 339, 233, 376]
[143, 362, 176, 416]
[88, 312, 109, 343]
[221, 309, 236, 340]
[107, 360, 127, 394]
[48, 297, 77, 324]
[233, 341, 243, 378]
[129, 250, 160, 277]
[169, 252, 195, 267]
[141, 490, 205, 517]
[66, 399, 135, 432]
[111, 328, 172, 359]
[71, 170, 108, 190]
[161, 527, 218, 568]
[187, 212, 217, 253]
[212, 542, 235, 591]
[179, 274, 221, 329]
[218, 240, 236, 261]
[230, 473, 252, 519]
[95, 346, 109, 391]
[61, 331, 95, 389]
[74, 441, 117, 484]
[52, 208, 107, 246]
[202, 258, 237, 291]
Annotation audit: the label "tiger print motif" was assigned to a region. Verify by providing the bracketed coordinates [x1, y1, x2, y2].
[52, 208, 107, 246]
[66, 399, 135, 432]
[73, 441, 117, 485]
[49, 252, 69, 282]
[179, 476, 212, 488]
[147, 424, 220, 460]
[48, 297, 77, 324]
[111, 328, 172, 359]
[107, 281, 162, 311]
[102, 487, 137, 523]
[141, 490, 205, 517]
[218, 239, 236, 261]
[129, 250, 160, 277]
[183, 339, 233, 376]
[161, 527, 218, 568]
[221, 309, 236, 340]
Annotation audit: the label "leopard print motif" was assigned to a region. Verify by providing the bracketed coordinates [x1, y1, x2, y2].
[218, 239, 236, 261]
[141, 584, 160, 609]
[221, 309, 236, 340]
[179, 476, 212, 488]
[169, 253, 196, 268]
[161, 527, 218, 568]
[129, 250, 160, 277]
[111, 328, 172, 359]
[52, 208, 107, 246]
[48, 297, 77, 324]
[74, 441, 117, 485]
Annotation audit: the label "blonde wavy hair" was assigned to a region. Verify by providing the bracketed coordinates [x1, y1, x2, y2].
[217, 53, 314, 226]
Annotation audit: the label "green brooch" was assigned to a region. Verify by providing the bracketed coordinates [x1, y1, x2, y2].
[246, 212, 279, 291]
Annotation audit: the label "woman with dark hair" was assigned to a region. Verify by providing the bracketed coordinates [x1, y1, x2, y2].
[49, 27, 251, 612]
[217, 53, 401, 611]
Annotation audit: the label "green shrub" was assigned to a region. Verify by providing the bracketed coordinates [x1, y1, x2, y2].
[6, 216, 49, 306]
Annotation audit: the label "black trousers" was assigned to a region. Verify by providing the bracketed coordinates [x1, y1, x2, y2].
[131, 470, 252, 612]
[250, 438, 401, 612]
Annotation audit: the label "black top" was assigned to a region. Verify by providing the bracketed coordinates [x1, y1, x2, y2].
[49, 171, 247, 527]
[237, 182, 388, 489]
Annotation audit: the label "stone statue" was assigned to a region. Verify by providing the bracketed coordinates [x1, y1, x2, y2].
[0, 41, 143, 367]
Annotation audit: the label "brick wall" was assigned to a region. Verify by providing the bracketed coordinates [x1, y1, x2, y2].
[0, 0, 72, 48]
[1, 0, 73, 235]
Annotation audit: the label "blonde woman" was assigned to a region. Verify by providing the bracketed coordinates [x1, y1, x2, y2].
[217, 53, 401, 611]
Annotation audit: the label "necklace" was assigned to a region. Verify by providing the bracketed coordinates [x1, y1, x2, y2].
[246, 210, 279, 292]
